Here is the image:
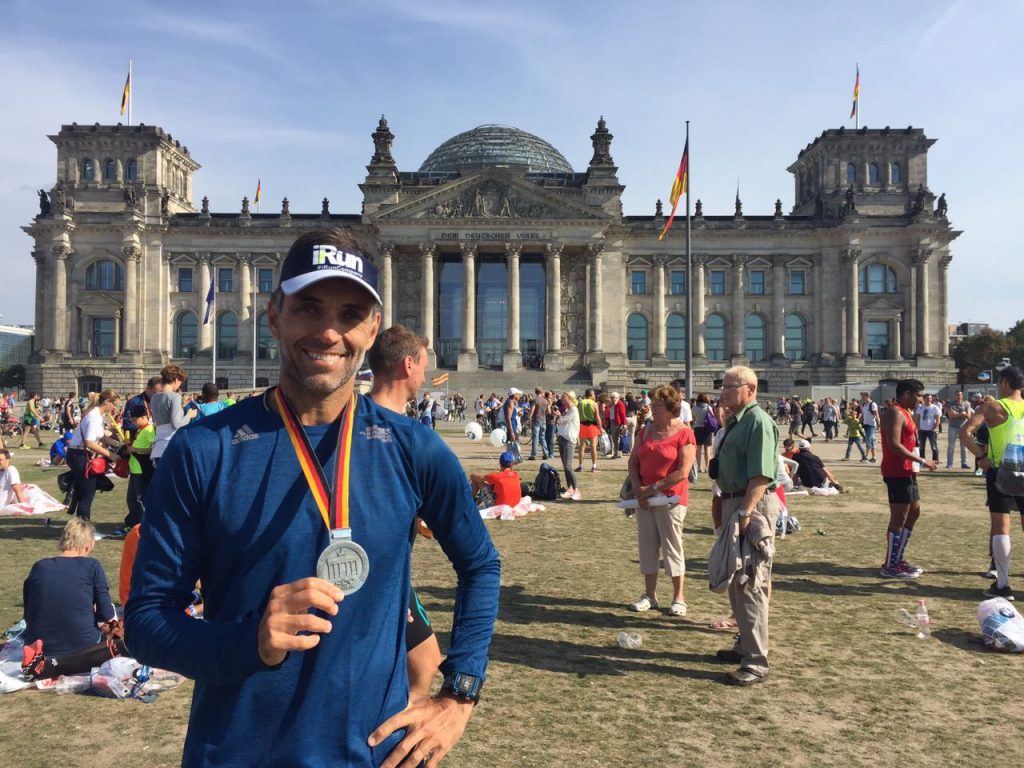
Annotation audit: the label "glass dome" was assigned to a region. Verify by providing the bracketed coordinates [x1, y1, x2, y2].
[419, 124, 574, 174]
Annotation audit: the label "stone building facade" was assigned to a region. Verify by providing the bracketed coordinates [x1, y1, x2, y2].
[22, 118, 959, 395]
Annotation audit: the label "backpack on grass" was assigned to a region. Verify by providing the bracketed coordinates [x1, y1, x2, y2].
[532, 463, 562, 501]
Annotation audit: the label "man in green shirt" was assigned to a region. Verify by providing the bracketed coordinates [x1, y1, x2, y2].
[713, 366, 779, 686]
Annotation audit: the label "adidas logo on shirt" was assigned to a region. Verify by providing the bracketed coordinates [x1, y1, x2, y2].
[231, 425, 259, 445]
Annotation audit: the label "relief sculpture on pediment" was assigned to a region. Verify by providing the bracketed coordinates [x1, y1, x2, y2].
[426, 180, 558, 219]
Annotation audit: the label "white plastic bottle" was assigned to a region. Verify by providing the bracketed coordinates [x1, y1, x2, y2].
[616, 632, 642, 649]
[915, 599, 931, 639]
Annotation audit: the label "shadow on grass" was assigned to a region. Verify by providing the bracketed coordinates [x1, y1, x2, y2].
[0, 517, 62, 541]
[485, 633, 730, 681]
[930, 627, 993, 655]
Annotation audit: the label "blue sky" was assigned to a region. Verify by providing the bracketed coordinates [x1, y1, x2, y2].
[2, 0, 1021, 331]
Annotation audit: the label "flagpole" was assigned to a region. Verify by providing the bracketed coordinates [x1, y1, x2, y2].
[252, 266, 257, 391]
[128, 60, 132, 127]
[212, 288, 217, 386]
[684, 120, 693, 403]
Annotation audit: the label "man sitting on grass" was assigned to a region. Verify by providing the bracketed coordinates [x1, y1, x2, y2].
[792, 439, 844, 492]
[470, 451, 523, 509]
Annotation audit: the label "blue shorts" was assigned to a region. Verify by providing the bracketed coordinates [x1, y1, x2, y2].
[863, 424, 876, 448]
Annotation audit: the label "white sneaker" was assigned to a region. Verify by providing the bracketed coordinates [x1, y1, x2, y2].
[559, 489, 573, 499]
[629, 594, 659, 612]
[571, 488, 581, 501]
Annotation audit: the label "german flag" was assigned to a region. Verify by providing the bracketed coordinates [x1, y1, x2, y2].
[658, 136, 688, 240]
[120, 69, 131, 116]
[850, 64, 860, 120]
[254, 178, 262, 204]
[431, 373, 449, 387]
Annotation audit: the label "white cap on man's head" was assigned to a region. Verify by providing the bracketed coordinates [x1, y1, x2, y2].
[508, 387, 522, 396]
[797, 439, 812, 450]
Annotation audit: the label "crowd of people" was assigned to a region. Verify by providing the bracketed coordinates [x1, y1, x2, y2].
[9, 224, 1024, 762]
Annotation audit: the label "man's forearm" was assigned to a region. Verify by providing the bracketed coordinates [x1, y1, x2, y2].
[740, 476, 771, 514]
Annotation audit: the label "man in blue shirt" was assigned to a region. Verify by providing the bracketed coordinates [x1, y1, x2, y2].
[126, 228, 501, 767]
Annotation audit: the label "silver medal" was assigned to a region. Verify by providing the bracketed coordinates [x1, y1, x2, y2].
[316, 537, 370, 596]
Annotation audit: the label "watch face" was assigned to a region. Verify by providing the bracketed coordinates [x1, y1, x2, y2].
[457, 676, 475, 693]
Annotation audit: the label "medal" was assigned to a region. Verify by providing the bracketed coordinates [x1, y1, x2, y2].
[316, 531, 369, 595]
[273, 388, 370, 595]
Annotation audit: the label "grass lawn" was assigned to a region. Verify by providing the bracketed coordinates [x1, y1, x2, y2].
[0, 422, 1020, 767]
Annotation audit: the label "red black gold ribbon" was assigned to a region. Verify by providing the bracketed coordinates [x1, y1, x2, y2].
[271, 387, 356, 531]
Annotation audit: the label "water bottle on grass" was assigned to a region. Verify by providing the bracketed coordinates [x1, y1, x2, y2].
[915, 600, 931, 639]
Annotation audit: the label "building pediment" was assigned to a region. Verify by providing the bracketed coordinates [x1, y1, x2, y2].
[77, 292, 123, 314]
[372, 170, 608, 223]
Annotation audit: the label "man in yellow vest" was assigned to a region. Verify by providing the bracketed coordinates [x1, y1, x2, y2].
[961, 365, 1024, 601]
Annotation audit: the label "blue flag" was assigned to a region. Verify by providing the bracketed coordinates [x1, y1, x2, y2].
[203, 280, 216, 325]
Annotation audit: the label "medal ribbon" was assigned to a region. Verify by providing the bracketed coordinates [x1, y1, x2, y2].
[271, 387, 356, 532]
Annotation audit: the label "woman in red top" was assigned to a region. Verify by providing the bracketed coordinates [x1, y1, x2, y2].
[626, 385, 697, 616]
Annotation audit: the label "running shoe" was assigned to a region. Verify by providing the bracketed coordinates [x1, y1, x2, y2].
[898, 560, 924, 576]
[880, 564, 918, 580]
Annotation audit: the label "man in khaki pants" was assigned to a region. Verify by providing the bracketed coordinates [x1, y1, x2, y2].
[713, 365, 779, 686]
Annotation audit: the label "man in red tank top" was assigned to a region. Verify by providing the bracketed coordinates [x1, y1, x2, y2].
[880, 379, 937, 579]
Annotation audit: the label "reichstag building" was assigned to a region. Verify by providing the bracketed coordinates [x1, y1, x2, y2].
[23, 117, 959, 394]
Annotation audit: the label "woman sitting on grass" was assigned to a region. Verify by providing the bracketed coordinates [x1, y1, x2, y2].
[21, 517, 125, 679]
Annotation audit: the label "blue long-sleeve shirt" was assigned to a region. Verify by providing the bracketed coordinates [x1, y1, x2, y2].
[125, 393, 500, 767]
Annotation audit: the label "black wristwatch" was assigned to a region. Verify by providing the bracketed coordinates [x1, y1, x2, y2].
[440, 672, 483, 703]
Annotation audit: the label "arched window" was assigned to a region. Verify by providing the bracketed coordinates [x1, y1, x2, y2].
[785, 314, 807, 361]
[217, 312, 238, 360]
[666, 313, 687, 362]
[627, 314, 649, 362]
[858, 264, 897, 294]
[174, 312, 198, 358]
[705, 313, 727, 362]
[81, 159, 94, 181]
[103, 159, 117, 181]
[744, 314, 766, 362]
[126, 159, 138, 181]
[846, 162, 856, 184]
[85, 260, 124, 291]
[256, 312, 278, 360]
[869, 162, 880, 184]
[891, 161, 902, 184]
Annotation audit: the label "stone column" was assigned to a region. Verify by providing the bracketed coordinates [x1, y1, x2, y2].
[893, 313, 903, 360]
[652, 256, 667, 363]
[771, 257, 786, 361]
[32, 251, 47, 353]
[589, 241, 604, 353]
[813, 254, 825, 359]
[113, 309, 122, 354]
[121, 245, 140, 352]
[543, 243, 565, 371]
[420, 243, 436, 352]
[238, 253, 252, 354]
[504, 242, 522, 371]
[843, 247, 861, 358]
[52, 246, 70, 352]
[458, 242, 478, 371]
[693, 256, 706, 358]
[378, 241, 394, 328]
[938, 253, 951, 356]
[916, 247, 932, 356]
[198, 254, 212, 352]
[730, 255, 746, 360]
[907, 260, 918, 357]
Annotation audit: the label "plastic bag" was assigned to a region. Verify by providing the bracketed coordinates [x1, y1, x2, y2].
[977, 597, 1024, 652]
[91, 656, 140, 699]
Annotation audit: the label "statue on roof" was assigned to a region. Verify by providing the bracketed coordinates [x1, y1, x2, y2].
[655, 199, 663, 217]
[201, 196, 210, 215]
[322, 197, 330, 216]
[935, 193, 947, 219]
[241, 196, 250, 216]
[371, 115, 395, 166]
[775, 198, 783, 217]
[161, 188, 170, 216]
[281, 197, 290, 216]
[37, 189, 51, 217]
[694, 199, 703, 217]
[589, 116, 614, 166]
[123, 183, 137, 210]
